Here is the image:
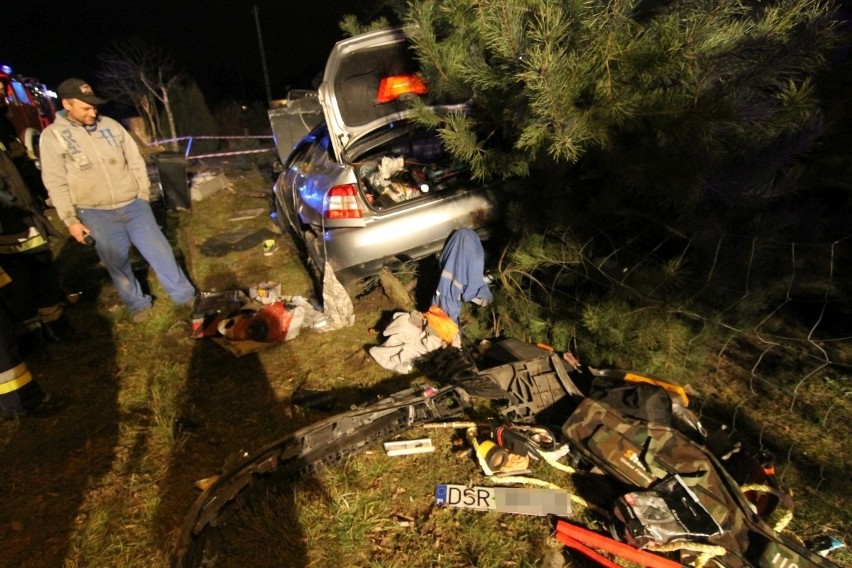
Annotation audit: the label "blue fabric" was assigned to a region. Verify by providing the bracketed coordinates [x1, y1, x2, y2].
[432, 228, 492, 324]
[78, 199, 196, 314]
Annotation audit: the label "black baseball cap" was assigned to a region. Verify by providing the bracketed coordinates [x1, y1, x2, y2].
[57, 78, 107, 105]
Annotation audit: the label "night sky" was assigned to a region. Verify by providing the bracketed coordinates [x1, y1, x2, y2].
[2, 0, 388, 107]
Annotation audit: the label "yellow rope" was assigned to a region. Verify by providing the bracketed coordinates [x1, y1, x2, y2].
[646, 541, 727, 568]
[489, 475, 561, 489]
[538, 447, 577, 474]
[740, 483, 794, 533]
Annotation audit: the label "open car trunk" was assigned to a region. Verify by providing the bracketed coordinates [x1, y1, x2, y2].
[352, 123, 473, 211]
[318, 27, 465, 164]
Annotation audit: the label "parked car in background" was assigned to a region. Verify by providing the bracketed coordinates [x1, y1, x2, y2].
[269, 28, 496, 290]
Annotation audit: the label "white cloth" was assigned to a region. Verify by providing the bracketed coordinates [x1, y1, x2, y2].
[369, 311, 444, 374]
[321, 261, 355, 331]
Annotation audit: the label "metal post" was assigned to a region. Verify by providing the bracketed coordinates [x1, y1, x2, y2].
[253, 5, 273, 106]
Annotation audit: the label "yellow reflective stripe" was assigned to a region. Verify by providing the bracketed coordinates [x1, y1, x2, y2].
[16, 317, 42, 333]
[0, 363, 33, 394]
[623, 372, 689, 407]
[38, 304, 64, 323]
[0, 270, 10, 288]
[0, 361, 27, 383]
[0, 233, 48, 254]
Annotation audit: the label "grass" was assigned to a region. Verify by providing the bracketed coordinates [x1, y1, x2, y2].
[213, 428, 565, 568]
[0, 158, 849, 568]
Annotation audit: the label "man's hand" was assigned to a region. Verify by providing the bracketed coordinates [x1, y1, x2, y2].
[68, 222, 91, 244]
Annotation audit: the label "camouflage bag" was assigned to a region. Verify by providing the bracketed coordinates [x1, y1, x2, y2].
[562, 396, 840, 568]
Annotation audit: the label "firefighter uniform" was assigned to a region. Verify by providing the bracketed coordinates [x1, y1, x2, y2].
[0, 109, 50, 207]
[0, 138, 73, 341]
[0, 266, 54, 418]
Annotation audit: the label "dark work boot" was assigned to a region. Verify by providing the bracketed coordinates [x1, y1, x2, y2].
[1, 380, 64, 419]
[15, 327, 46, 359]
[42, 314, 82, 342]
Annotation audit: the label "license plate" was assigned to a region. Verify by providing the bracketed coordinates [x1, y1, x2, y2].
[435, 484, 572, 517]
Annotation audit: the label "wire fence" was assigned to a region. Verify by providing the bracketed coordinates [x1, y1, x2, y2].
[705, 237, 850, 477]
[584, 227, 851, 540]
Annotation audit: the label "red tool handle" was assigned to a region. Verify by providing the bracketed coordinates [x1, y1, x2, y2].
[555, 520, 685, 568]
[554, 531, 623, 568]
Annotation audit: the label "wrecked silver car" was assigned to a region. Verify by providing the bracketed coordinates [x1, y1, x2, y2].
[269, 28, 496, 289]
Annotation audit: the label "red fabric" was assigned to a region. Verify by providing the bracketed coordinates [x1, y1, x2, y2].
[253, 302, 292, 342]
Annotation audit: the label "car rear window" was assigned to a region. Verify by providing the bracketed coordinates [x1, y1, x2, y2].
[355, 126, 471, 211]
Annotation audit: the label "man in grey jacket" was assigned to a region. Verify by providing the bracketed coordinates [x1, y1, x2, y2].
[40, 78, 195, 323]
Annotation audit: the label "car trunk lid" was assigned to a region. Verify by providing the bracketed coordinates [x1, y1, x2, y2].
[318, 27, 457, 164]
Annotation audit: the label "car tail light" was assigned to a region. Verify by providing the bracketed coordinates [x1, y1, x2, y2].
[325, 184, 363, 219]
[376, 75, 427, 104]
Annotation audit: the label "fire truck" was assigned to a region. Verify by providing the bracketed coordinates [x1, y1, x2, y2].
[0, 64, 57, 163]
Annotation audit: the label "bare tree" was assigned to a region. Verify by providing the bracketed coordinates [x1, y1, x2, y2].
[97, 39, 182, 151]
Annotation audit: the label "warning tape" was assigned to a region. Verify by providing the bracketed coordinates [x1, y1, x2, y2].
[148, 135, 278, 161]
[186, 147, 277, 160]
[150, 135, 274, 144]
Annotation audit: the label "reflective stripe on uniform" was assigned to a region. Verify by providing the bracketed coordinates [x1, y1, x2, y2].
[15, 316, 43, 333]
[0, 362, 33, 394]
[0, 227, 48, 254]
[38, 303, 64, 323]
[0, 268, 10, 288]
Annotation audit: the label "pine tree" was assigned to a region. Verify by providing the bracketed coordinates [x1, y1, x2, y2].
[404, 0, 839, 184]
[399, 0, 846, 373]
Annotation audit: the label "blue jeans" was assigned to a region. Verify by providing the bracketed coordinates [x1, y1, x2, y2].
[77, 199, 196, 314]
